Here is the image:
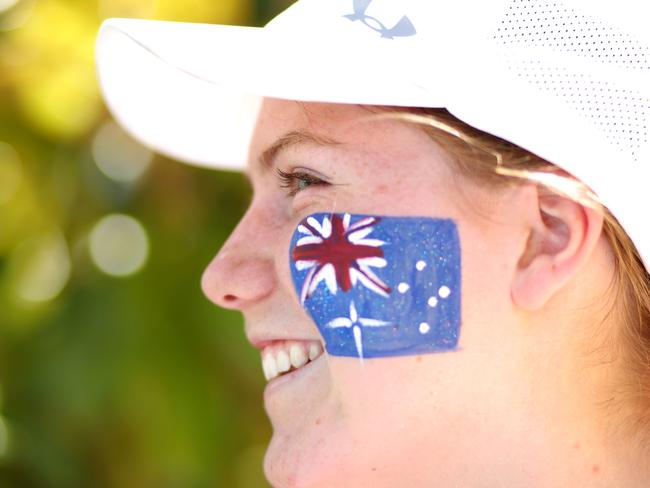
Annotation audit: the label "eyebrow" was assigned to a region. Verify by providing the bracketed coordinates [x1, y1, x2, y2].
[258, 129, 342, 170]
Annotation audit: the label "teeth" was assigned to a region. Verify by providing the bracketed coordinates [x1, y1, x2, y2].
[289, 344, 308, 369]
[262, 353, 277, 381]
[276, 350, 291, 373]
[261, 340, 324, 382]
[308, 342, 323, 361]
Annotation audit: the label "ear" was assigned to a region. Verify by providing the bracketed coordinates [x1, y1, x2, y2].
[511, 186, 604, 311]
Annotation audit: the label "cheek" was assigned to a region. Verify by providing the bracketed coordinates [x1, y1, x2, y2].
[328, 355, 441, 423]
[334, 177, 457, 218]
[456, 218, 519, 349]
[274, 221, 303, 295]
[274, 354, 481, 486]
[263, 357, 434, 487]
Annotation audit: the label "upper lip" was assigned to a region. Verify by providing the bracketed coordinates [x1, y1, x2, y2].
[245, 315, 323, 350]
[247, 334, 322, 351]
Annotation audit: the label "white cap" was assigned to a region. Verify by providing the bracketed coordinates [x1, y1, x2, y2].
[95, 0, 650, 268]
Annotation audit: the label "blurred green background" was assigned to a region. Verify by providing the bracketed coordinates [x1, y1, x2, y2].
[0, 1, 292, 486]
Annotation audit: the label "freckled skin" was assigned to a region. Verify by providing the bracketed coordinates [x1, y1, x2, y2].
[202, 99, 648, 487]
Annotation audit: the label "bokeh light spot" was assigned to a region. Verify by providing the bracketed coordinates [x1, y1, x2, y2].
[89, 214, 149, 277]
[0, 0, 34, 31]
[92, 121, 153, 183]
[13, 230, 71, 303]
[9, 0, 102, 139]
[0, 0, 19, 14]
[0, 141, 23, 205]
[16, 66, 102, 140]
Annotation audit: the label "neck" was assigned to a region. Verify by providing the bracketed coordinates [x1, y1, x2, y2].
[510, 301, 650, 487]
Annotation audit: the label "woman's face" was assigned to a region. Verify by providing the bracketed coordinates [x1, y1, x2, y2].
[202, 99, 548, 487]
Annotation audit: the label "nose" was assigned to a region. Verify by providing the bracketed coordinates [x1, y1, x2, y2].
[201, 205, 277, 310]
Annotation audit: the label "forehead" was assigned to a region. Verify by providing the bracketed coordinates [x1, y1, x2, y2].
[243, 99, 478, 227]
[253, 99, 372, 135]
[247, 99, 369, 161]
[246, 99, 440, 177]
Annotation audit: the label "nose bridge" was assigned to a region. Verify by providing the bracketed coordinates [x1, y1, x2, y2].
[202, 198, 279, 309]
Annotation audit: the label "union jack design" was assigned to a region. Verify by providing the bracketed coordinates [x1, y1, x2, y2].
[292, 213, 391, 304]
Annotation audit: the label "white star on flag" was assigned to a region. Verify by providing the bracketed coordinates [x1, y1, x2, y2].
[326, 301, 391, 359]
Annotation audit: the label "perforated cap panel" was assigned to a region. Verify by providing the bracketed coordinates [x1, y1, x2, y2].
[493, 0, 649, 69]
[491, 0, 649, 162]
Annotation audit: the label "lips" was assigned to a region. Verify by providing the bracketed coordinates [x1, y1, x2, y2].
[259, 339, 324, 381]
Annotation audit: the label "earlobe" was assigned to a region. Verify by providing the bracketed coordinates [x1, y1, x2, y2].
[511, 187, 604, 311]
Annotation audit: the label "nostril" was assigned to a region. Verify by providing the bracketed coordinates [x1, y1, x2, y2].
[202, 255, 275, 309]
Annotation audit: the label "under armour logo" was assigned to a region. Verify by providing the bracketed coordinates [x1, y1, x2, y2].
[344, 0, 417, 39]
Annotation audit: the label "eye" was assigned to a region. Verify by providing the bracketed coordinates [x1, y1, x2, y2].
[276, 168, 329, 197]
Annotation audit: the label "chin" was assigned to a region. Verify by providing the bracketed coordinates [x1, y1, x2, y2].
[263, 433, 326, 488]
[263, 422, 362, 488]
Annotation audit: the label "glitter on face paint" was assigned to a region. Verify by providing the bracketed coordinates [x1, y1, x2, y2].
[289, 212, 462, 359]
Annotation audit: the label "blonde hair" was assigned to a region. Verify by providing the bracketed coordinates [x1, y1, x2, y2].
[379, 106, 650, 445]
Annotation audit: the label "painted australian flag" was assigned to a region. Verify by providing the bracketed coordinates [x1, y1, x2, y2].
[289, 212, 461, 359]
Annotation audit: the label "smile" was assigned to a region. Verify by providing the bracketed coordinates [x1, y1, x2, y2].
[261, 340, 324, 381]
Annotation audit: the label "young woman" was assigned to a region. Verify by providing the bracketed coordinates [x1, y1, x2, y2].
[96, 0, 650, 486]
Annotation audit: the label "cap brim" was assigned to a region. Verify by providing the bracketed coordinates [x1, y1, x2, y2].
[95, 17, 446, 170]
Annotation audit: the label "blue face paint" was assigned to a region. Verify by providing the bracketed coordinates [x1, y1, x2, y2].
[289, 212, 461, 359]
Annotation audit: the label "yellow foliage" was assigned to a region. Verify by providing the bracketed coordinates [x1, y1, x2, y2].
[15, 63, 102, 141]
[154, 0, 251, 24]
[6, 0, 102, 140]
[97, 0, 157, 20]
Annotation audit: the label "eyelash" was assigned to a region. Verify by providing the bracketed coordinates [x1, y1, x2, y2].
[276, 168, 328, 197]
